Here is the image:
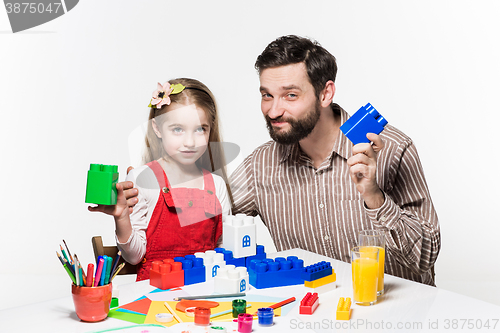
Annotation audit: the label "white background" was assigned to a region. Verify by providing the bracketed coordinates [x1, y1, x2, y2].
[0, 0, 499, 310]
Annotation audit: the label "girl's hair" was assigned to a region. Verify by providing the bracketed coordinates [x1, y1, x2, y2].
[143, 78, 233, 205]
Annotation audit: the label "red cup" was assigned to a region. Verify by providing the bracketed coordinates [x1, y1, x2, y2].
[71, 283, 112, 322]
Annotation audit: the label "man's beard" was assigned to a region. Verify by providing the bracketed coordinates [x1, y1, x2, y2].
[265, 102, 321, 145]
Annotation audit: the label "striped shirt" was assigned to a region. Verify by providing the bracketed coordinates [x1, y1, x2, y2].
[230, 105, 440, 285]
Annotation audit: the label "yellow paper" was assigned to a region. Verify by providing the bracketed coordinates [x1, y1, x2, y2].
[145, 301, 281, 326]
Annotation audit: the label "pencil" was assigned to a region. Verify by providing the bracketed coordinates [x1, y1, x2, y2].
[252, 297, 295, 316]
[164, 302, 183, 323]
[74, 254, 86, 286]
[174, 292, 246, 300]
[63, 258, 75, 277]
[210, 304, 252, 319]
[56, 251, 65, 265]
[60, 245, 70, 264]
[110, 251, 121, 277]
[63, 239, 74, 265]
[110, 262, 125, 282]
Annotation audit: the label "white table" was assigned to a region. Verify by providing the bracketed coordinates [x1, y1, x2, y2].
[0, 249, 499, 333]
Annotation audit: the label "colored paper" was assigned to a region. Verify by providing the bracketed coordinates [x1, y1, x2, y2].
[107, 309, 146, 324]
[119, 297, 152, 315]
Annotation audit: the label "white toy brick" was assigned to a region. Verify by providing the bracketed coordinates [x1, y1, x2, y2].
[214, 265, 250, 294]
[223, 214, 256, 258]
[195, 250, 226, 280]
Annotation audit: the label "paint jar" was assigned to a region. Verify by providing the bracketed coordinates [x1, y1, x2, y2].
[232, 299, 247, 318]
[71, 283, 112, 322]
[237, 313, 253, 333]
[257, 307, 274, 326]
[194, 306, 211, 326]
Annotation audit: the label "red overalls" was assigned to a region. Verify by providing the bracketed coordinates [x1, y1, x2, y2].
[136, 160, 223, 281]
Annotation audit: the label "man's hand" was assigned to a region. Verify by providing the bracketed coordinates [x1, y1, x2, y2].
[347, 133, 385, 209]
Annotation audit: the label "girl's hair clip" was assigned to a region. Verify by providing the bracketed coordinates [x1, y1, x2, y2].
[148, 82, 186, 108]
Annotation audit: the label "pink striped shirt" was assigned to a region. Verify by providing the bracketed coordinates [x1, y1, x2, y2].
[230, 105, 440, 285]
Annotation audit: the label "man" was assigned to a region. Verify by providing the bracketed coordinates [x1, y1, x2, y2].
[125, 35, 440, 285]
[229, 35, 440, 286]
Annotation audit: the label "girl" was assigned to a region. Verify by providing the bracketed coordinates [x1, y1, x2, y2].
[90, 78, 232, 280]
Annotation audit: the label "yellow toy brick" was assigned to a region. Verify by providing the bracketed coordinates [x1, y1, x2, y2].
[336, 297, 351, 320]
[304, 271, 336, 288]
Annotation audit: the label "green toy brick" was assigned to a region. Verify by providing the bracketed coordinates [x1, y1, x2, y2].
[85, 164, 119, 205]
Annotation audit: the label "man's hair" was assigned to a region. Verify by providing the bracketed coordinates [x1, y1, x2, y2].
[255, 35, 338, 100]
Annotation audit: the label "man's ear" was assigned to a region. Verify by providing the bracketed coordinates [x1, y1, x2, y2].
[152, 119, 162, 138]
[320, 80, 335, 108]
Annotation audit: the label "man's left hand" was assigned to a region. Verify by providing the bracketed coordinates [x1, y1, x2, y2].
[347, 133, 385, 209]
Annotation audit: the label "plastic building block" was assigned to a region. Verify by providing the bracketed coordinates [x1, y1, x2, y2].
[248, 256, 304, 289]
[302, 261, 333, 281]
[149, 259, 184, 290]
[340, 103, 388, 145]
[299, 292, 319, 315]
[174, 255, 206, 285]
[245, 245, 267, 267]
[304, 272, 336, 288]
[214, 265, 249, 294]
[215, 248, 246, 267]
[85, 164, 119, 205]
[194, 250, 226, 280]
[336, 297, 352, 320]
[222, 214, 256, 258]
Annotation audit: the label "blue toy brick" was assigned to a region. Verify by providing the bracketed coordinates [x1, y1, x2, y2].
[215, 248, 246, 267]
[175, 257, 206, 285]
[248, 256, 305, 289]
[340, 103, 388, 145]
[245, 245, 267, 267]
[302, 261, 333, 282]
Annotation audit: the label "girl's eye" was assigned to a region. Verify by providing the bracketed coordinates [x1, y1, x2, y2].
[195, 127, 206, 133]
[172, 127, 183, 133]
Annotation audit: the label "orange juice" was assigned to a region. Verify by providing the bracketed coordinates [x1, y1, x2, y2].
[352, 258, 378, 304]
[376, 247, 385, 294]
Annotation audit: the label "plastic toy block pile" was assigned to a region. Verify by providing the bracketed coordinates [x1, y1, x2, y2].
[148, 214, 338, 297]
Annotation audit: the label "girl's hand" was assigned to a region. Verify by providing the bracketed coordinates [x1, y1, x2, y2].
[88, 182, 129, 220]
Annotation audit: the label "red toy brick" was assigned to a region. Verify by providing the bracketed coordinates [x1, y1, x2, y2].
[150, 259, 184, 290]
[299, 292, 319, 315]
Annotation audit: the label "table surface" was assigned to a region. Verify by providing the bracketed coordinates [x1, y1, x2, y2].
[1, 248, 499, 333]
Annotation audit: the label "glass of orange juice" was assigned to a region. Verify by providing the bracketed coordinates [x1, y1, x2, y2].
[351, 246, 379, 306]
[359, 230, 385, 296]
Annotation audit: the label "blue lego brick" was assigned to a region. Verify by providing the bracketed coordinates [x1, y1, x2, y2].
[245, 245, 267, 267]
[302, 261, 333, 282]
[175, 256, 206, 285]
[215, 248, 246, 267]
[340, 103, 388, 145]
[248, 256, 305, 289]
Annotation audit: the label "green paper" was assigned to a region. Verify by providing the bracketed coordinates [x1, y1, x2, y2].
[108, 308, 146, 324]
[170, 83, 185, 94]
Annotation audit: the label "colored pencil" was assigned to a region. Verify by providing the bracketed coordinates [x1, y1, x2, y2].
[60, 245, 70, 264]
[56, 251, 65, 265]
[164, 302, 183, 323]
[86, 264, 94, 287]
[110, 262, 125, 282]
[110, 251, 121, 277]
[74, 259, 79, 286]
[74, 254, 86, 286]
[63, 239, 74, 265]
[63, 262, 76, 284]
[210, 304, 252, 319]
[63, 258, 75, 277]
[94, 258, 104, 287]
[174, 292, 246, 301]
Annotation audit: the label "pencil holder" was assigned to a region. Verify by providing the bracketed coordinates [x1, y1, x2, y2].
[71, 283, 112, 322]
